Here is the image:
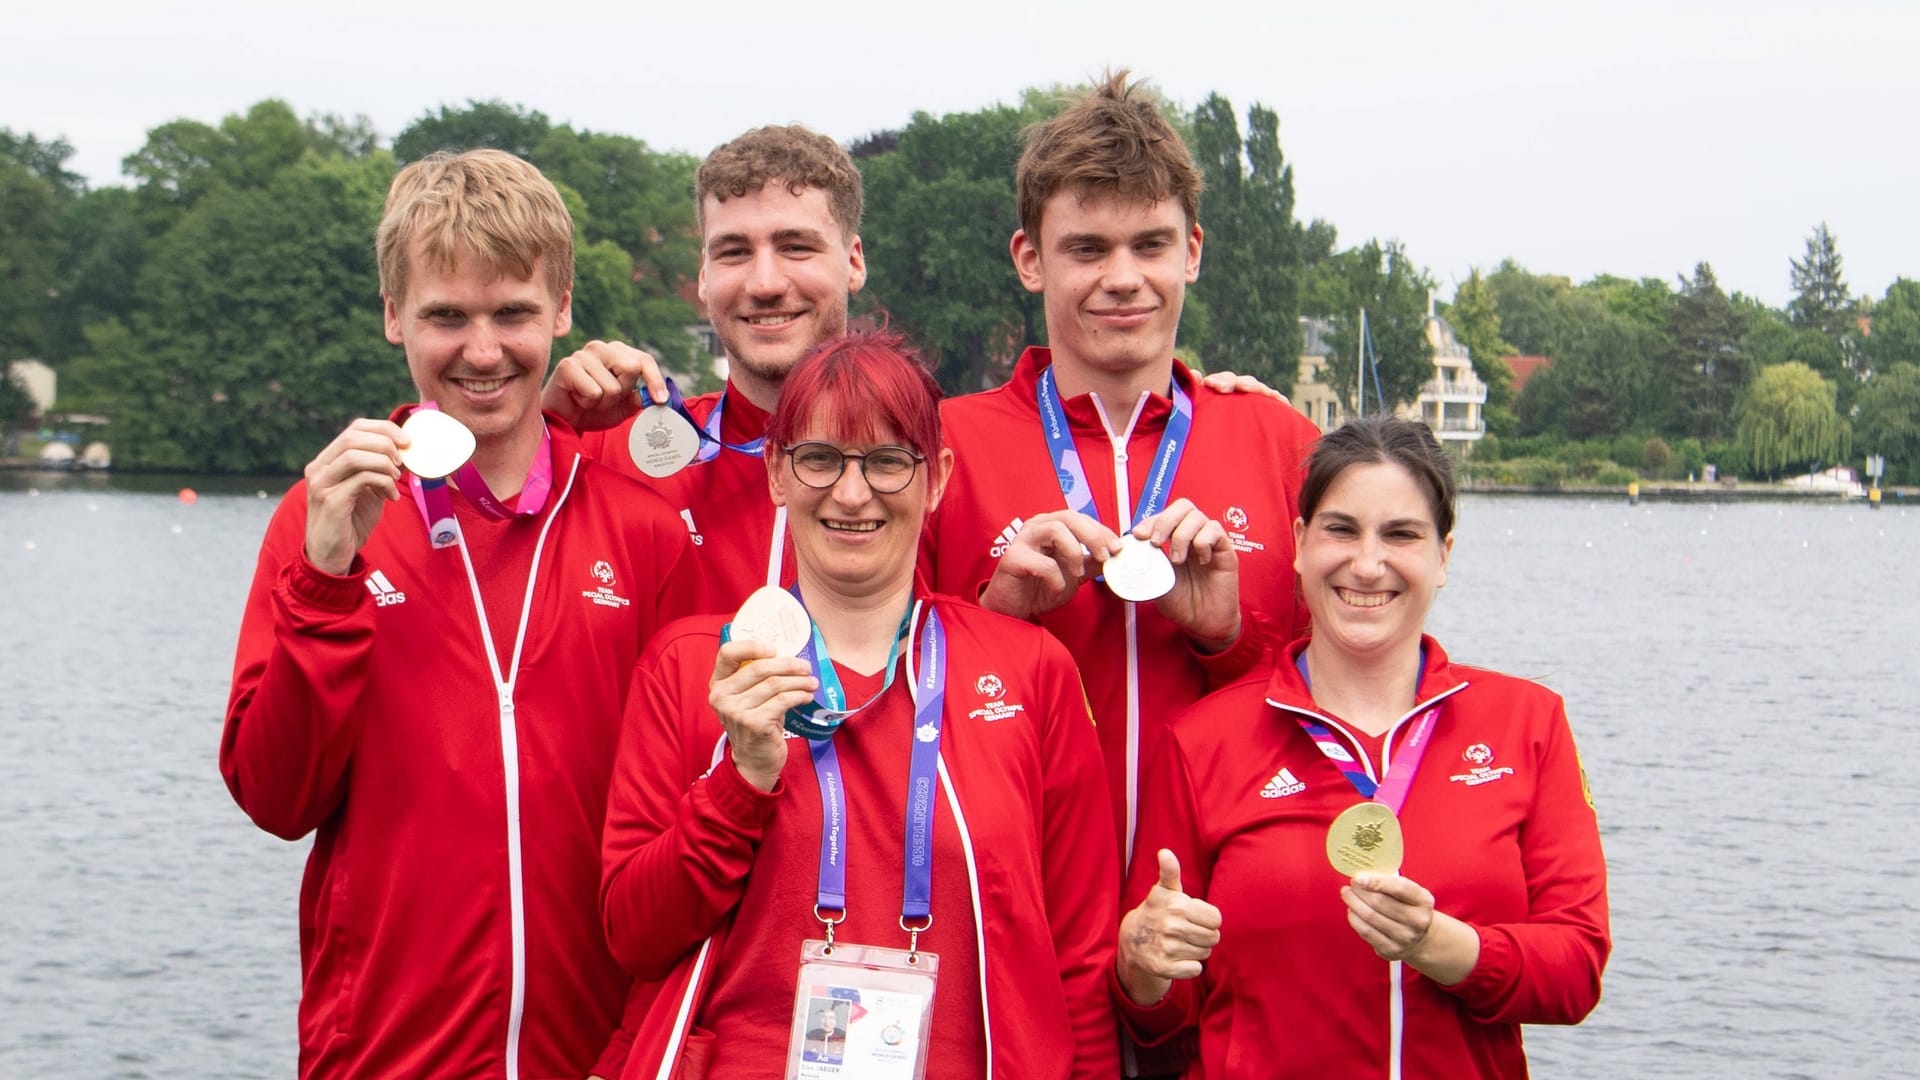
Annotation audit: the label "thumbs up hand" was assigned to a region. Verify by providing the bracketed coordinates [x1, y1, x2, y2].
[1116, 849, 1223, 1007]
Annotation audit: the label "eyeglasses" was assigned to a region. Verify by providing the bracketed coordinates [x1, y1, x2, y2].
[784, 442, 926, 493]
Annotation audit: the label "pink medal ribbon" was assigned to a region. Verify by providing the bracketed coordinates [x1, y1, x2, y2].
[1292, 651, 1440, 815]
[406, 402, 555, 549]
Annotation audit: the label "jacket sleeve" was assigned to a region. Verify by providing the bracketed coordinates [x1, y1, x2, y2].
[1110, 724, 1210, 1046]
[1193, 603, 1272, 690]
[1033, 634, 1123, 1078]
[218, 486, 374, 841]
[601, 633, 779, 979]
[1443, 701, 1610, 1024]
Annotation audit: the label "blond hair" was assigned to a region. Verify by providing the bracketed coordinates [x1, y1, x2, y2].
[695, 125, 862, 239]
[376, 149, 574, 303]
[1015, 69, 1203, 239]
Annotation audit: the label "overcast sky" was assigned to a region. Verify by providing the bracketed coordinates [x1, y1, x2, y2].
[11, 0, 1915, 308]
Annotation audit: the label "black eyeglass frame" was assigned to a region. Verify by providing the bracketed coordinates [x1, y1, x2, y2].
[781, 441, 928, 494]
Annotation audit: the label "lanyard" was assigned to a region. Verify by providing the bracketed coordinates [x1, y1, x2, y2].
[406, 402, 554, 549]
[659, 378, 766, 463]
[784, 585, 914, 739]
[808, 605, 947, 929]
[1034, 365, 1193, 531]
[1290, 651, 1439, 814]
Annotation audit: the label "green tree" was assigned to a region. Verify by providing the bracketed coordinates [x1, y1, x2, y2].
[0, 366, 34, 426]
[1854, 363, 1920, 485]
[71, 150, 403, 471]
[857, 100, 1048, 393]
[1735, 362, 1850, 478]
[1486, 259, 1571, 355]
[50, 187, 145, 364]
[0, 156, 64, 361]
[394, 100, 552, 163]
[1186, 94, 1301, 385]
[1662, 262, 1748, 441]
[1515, 291, 1660, 439]
[1441, 268, 1516, 434]
[1309, 240, 1434, 413]
[0, 129, 85, 197]
[1860, 279, 1920, 374]
[1788, 222, 1853, 339]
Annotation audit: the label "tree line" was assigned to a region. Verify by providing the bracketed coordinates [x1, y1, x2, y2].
[3, 94, 1916, 481]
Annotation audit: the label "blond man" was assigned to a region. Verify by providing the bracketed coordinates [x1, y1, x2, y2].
[222, 149, 696, 1079]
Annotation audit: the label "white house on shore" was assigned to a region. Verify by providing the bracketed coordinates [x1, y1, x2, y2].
[1289, 299, 1489, 454]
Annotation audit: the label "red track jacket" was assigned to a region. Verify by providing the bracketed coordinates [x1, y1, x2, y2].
[222, 418, 697, 1078]
[921, 347, 1320, 869]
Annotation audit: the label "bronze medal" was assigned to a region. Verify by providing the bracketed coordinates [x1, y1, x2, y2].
[1325, 801, 1403, 877]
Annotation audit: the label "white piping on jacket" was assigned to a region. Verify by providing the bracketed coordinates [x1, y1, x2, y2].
[766, 506, 788, 587]
[1088, 389, 1152, 873]
[452, 450, 582, 1080]
[936, 754, 991, 1080]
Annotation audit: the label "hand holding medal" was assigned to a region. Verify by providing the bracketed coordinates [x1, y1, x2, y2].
[713, 587, 820, 792]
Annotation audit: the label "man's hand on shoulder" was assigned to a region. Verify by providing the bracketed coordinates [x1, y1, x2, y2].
[1198, 369, 1288, 404]
[541, 340, 667, 432]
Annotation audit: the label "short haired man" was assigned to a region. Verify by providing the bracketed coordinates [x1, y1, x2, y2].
[221, 149, 696, 1078]
[922, 71, 1322, 874]
[541, 125, 866, 613]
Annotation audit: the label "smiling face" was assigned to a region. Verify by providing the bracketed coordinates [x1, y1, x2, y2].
[1011, 190, 1201, 387]
[697, 182, 866, 393]
[384, 241, 571, 456]
[770, 416, 953, 605]
[1292, 461, 1452, 665]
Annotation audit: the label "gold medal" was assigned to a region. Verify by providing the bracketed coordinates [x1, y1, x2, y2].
[1325, 802, 1403, 877]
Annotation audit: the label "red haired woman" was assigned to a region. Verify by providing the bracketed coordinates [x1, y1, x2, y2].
[603, 331, 1120, 1079]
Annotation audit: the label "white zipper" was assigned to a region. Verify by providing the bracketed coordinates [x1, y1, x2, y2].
[451, 451, 582, 1080]
[1088, 390, 1152, 872]
[1266, 680, 1467, 1080]
[766, 505, 788, 587]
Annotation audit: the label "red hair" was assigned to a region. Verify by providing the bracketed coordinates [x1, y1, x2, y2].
[767, 330, 943, 458]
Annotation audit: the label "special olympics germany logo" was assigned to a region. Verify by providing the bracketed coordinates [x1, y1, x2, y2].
[975, 673, 1005, 699]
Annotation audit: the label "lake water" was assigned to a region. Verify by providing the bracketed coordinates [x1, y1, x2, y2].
[3, 472, 1916, 1078]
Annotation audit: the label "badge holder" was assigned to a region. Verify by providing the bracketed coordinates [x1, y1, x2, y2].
[784, 913, 939, 1080]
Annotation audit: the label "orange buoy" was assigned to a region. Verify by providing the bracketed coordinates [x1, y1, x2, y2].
[178, 488, 198, 505]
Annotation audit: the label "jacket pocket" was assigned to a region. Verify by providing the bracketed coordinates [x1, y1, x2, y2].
[673, 1026, 715, 1080]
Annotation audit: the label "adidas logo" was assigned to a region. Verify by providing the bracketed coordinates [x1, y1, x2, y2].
[1259, 767, 1306, 799]
[366, 569, 407, 607]
[679, 508, 705, 547]
[988, 517, 1026, 558]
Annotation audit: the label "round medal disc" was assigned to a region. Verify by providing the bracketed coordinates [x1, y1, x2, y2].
[628, 404, 702, 478]
[1325, 801, 1404, 877]
[1103, 534, 1176, 602]
[398, 409, 477, 480]
[729, 586, 812, 658]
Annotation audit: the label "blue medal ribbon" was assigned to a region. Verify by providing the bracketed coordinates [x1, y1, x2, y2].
[805, 605, 948, 922]
[1034, 365, 1194, 531]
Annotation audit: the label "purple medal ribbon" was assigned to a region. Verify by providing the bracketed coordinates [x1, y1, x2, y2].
[810, 606, 948, 922]
[1292, 651, 1439, 815]
[658, 378, 765, 464]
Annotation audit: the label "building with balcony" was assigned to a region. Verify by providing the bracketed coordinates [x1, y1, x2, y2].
[1411, 294, 1487, 449]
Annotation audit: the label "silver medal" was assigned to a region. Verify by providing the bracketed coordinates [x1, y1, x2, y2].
[730, 585, 813, 657]
[628, 405, 702, 478]
[1103, 534, 1176, 602]
[398, 409, 476, 480]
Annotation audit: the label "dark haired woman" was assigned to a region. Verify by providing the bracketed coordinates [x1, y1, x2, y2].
[602, 331, 1120, 1079]
[1113, 415, 1609, 1078]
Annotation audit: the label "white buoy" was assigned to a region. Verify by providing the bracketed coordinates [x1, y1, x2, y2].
[27, 488, 38, 497]
[171, 523, 183, 534]
[24, 539, 37, 549]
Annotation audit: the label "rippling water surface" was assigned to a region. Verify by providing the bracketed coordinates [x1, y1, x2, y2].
[3, 473, 1916, 1077]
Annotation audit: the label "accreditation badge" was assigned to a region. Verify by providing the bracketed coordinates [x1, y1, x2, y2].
[629, 403, 703, 478]
[786, 939, 938, 1080]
